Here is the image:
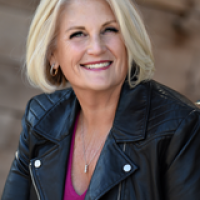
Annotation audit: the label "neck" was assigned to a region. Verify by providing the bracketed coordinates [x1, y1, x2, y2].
[73, 84, 123, 135]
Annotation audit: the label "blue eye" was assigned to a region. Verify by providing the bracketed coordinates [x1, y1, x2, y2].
[69, 32, 85, 39]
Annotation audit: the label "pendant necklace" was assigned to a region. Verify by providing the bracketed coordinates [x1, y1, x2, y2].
[81, 116, 107, 173]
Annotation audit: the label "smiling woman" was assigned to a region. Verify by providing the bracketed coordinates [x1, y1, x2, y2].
[1, 0, 200, 200]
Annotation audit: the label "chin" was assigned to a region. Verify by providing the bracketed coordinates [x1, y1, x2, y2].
[86, 81, 122, 92]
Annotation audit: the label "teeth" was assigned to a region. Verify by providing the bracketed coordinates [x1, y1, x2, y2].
[83, 62, 111, 69]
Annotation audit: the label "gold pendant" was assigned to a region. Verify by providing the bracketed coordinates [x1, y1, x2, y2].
[84, 165, 89, 173]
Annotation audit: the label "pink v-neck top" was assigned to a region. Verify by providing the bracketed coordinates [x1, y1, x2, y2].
[63, 114, 87, 200]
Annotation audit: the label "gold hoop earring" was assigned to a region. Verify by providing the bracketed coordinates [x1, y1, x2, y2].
[50, 64, 58, 76]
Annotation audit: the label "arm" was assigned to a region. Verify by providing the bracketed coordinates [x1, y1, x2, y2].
[1, 101, 32, 200]
[164, 110, 200, 199]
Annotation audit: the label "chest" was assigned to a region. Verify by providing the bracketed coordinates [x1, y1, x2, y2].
[70, 131, 104, 195]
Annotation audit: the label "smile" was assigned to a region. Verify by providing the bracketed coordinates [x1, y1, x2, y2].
[80, 61, 113, 71]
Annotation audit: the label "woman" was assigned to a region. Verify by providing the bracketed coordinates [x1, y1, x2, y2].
[1, 0, 200, 199]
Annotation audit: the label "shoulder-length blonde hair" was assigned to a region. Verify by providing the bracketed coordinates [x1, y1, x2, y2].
[26, 0, 155, 93]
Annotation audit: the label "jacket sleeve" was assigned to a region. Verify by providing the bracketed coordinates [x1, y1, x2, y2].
[1, 100, 32, 200]
[164, 109, 200, 200]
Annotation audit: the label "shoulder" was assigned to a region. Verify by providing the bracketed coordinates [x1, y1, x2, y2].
[24, 87, 76, 127]
[149, 80, 198, 110]
[144, 80, 200, 138]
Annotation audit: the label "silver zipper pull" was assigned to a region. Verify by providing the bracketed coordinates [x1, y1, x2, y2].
[29, 162, 41, 200]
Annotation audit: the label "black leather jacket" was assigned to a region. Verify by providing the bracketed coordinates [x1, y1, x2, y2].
[2, 80, 200, 200]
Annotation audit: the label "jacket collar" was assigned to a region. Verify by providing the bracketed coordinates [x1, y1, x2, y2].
[112, 81, 151, 142]
[34, 81, 151, 143]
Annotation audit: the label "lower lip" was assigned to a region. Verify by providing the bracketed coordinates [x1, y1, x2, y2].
[81, 62, 112, 71]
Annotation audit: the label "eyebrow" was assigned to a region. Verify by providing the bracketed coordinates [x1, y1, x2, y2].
[65, 20, 117, 32]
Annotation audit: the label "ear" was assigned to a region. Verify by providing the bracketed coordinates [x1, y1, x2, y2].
[49, 52, 60, 69]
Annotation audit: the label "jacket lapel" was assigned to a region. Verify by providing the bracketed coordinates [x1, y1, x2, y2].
[85, 131, 138, 200]
[30, 133, 72, 200]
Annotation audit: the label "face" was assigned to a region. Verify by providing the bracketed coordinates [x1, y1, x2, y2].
[51, 0, 128, 92]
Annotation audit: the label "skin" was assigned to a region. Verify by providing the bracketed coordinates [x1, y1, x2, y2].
[50, 0, 128, 195]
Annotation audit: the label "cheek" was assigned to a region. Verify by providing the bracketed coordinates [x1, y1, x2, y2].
[106, 36, 126, 58]
[113, 40, 128, 74]
[57, 41, 85, 66]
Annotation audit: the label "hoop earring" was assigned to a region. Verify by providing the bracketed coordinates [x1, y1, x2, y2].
[50, 64, 58, 76]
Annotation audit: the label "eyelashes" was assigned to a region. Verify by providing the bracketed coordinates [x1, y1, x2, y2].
[69, 31, 85, 39]
[69, 27, 119, 39]
[104, 27, 119, 33]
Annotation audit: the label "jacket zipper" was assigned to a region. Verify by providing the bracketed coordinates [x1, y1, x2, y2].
[29, 163, 41, 200]
[117, 143, 126, 200]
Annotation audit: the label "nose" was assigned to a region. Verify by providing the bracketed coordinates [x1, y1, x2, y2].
[87, 35, 106, 55]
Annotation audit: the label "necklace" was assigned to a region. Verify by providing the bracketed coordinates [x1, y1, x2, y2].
[81, 116, 108, 173]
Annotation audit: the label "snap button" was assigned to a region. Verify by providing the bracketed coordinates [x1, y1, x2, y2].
[34, 160, 41, 168]
[123, 164, 131, 172]
[15, 151, 19, 160]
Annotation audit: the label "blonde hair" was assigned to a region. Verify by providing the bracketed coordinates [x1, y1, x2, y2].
[26, 0, 155, 93]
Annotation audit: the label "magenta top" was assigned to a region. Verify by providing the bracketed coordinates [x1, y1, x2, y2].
[63, 114, 87, 200]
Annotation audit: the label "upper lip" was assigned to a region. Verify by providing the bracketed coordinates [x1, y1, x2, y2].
[80, 60, 112, 65]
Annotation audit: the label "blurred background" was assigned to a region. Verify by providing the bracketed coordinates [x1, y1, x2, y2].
[0, 0, 200, 196]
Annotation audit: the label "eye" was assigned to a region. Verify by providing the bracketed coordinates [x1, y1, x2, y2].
[103, 27, 119, 34]
[69, 31, 85, 39]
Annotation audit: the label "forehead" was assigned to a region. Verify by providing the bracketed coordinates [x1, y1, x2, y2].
[60, 0, 116, 26]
